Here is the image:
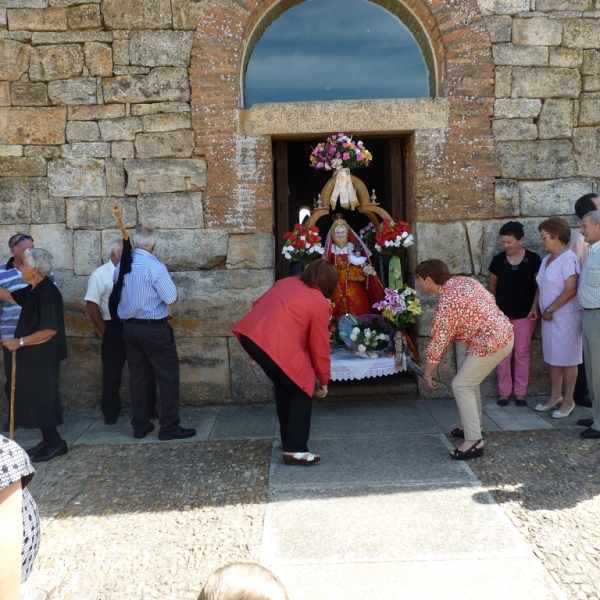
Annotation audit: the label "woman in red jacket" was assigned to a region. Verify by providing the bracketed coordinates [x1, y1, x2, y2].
[233, 259, 337, 466]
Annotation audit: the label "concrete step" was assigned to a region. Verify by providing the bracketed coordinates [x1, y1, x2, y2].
[325, 372, 418, 400]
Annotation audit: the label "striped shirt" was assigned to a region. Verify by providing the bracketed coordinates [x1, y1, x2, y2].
[114, 249, 177, 320]
[0, 258, 29, 339]
[577, 240, 600, 309]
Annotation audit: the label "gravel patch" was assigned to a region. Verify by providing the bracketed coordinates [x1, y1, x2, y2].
[468, 430, 600, 600]
[27, 440, 272, 600]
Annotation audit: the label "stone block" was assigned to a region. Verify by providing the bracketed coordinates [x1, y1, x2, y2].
[483, 15, 512, 43]
[226, 234, 275, 270]
[0, 157, 46, 177]
[465, 221, 484, 275]
[549, 47, 583, 68]
[494, 179, 520, 218]
[24, 145, 60, 158]
[111, 38, 129, 65]
[493, 44, 548, 67]
[0, 82, 10, 106]
[30, 188, 65, 223]
[105, 157, 124, 196]
[563, 19, 600, 49]
[0, 39, 30, 81]
[10, 82, 49, 106]
[492, 118, 538, 140]
[583, 76, 600, 92]
[512, 67, 581, 99]
[134, 130, 195, 158]
[171, 0, 205, 30]
[498, 140, 575, 178]
[491, 0, 530, 14]
[101, 0, 172, 30]
[538, 99, 574, 139]
[494, 98, 542, 119]
[0, 0, 48, 7]
[29, 44, 84, 81]
[137, 192, 203, 229]
[520, 178, 595, 216]
[30, 223, 73, 270]
[416, 337, 456, 399]
[67, 3, 100, 28]
[228, 336, 273, 403]
[48, 77, 97, 104]
[141, 112, 191, 132]
[573, 127, 600, 176]
[31, 31, 112, 45]
[129, 30, 193, 67]
[512, 17, 562, 46]
[170, 269, 273, 337]
[130, 102, 190, 116]
[579, 93, 600, 126]
[415, 222, 472, 274]
[102, 68, 190, 104]
[68, 104, 125, 120]
[60, 142, 111, 158]
[67, 196, 136, 229]
[537, 0, 592, 9]
[112, 66, 150, 75]
[0, 107, 66, 145]
[73, 229, 101, 275]
[98, 116, 143, 141]
[151, 229, 228, 271]
[7, 7, 66, 30]
[0, 178, 30, 223]
[48, 157, 106, 196]
[495, 66, 512, 98]
[66, 120, 100, 142]
[124, 158, 206, 195]
[111, 140, 134, 159]
[582, 50, 600, 75]
[84, 41, 112, 76]
[0, 145, 23, 157]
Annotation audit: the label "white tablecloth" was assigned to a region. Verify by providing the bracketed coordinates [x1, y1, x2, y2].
[330, 351, 398, 381]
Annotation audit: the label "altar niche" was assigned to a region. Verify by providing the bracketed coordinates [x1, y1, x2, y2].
[274, 136, 408, 281]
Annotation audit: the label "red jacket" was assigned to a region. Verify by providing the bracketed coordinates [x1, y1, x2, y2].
[232, 276, 332, 396]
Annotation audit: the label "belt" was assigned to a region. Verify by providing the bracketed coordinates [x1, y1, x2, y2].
[583, 307, 600, 311]
[124, 318, 168, 325]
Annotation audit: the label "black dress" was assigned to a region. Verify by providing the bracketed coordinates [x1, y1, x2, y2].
[11, 277, 67, 429]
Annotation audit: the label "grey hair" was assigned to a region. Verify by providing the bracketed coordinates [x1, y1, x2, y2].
[23, 248, 53, 277]
[584, 210, 600, 225]
[132, 227, 156, 251]
[108, 238, 123, 257]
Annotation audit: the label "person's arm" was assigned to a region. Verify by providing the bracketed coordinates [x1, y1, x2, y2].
[541, 274, 578, 321]
[0, 480, 23, 600]
[86, 301, 106, 334]
[488, 272, 498, 296]
[2, 329, 57, 352]
[527, 284, 540, 321]
[308, 305, 332, 397]
[0, 287, 17, 305]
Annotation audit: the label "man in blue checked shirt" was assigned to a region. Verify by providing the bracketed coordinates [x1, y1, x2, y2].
[114, 227, 196, 441]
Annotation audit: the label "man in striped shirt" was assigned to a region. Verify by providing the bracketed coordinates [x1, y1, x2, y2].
[114, 227, 195, 441]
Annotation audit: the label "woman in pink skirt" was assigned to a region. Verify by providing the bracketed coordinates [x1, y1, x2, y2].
[534, 217, 582, 419]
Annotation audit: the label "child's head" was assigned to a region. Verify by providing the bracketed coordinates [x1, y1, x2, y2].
[197, 563, 289, 600]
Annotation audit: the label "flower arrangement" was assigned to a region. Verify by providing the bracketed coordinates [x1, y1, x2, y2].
[373, 287, 422, 330]
[374, 218, 414, 255]
[338, 314, 391, 359]
[309, 133, 372, 171]
[358, 221, 377, 253]
[281, 224, 324, 265]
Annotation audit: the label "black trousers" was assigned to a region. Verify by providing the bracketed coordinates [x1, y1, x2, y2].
[101, 320, 156, 420]
[123, 322, 180, 436]
[239, 335, 313, 453]
[574, 361, 589, 402]
[3, 345, 11, 404]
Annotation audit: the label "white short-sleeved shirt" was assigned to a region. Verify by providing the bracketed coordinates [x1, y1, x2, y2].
[84, 261, 116, 320]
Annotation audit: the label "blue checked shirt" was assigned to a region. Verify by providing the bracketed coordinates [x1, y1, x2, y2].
[0, 258, 28, 339]
[578, 240, 600, 309]
[114, 249, 177, 320]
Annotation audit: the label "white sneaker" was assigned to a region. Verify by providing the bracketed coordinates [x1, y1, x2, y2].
[552, 403, 575, 419]
[534, 396, 562, 412]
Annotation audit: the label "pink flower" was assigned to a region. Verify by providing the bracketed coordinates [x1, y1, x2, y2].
[356, 153, 363, 161]
[343, 143, 348, 148]
[316, 162, 324, 168]
[343, 152, 350, 160]
[331, 135, 337, 139]
[336, 152, 341, 159]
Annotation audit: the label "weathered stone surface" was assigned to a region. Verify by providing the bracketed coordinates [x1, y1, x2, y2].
[130, 102, 191, 116]
[494, 98, 542, 119]
[111, 38, 129, 65]
[48, 157, 106, 196]
[493, 44, 548, 67]
[29, 44, 84, 81]
[498, 140, 575, 178]
[549, 47, 583, 68]
[111, 140, 134, 159]
[583, 76, 600, 92]
[105, 157, 125, 196]
[68, 104, 125, 120]
[141, 113, 191, 132]
[483, 15, 512, 43]
[134, 130, 195, 158]
[416, 337, 456, 398]
[154, 229, 227, 271]
[98, 116, 143, 141]
[124, 158, 206, 195]
[0, 157, 46, 177]
[0, 145, 23, 157]
[538, 99, 574, 139]
[573, 126, 600, 176]
[30, 223, 73, 270]
[84, 41, 112, 76]
[520, 178, 595, 217]
[66, 120, 100, 142]
[0, 107, 66, 145]
[579, 93, 600, 126]
[512, 67, 581, 99]
[67, 196, 136, 229]
[137, 192, 203, 229]
[228, 337, 272, 403]
[31, 31, 113, 44]
[226, 234, 274, 270]
[492, 118, 538, 140]
[489, 0, 530, 15]
[24, 145, 60, 158]
[0, 82, 10, 106]
[73, 229, 101, 275]
[129, 30, 194, 67]
[67, 3, 101, 28]
[582, 50, 600, 75]
[512, 17, 562, 46]
[537, 0, 592, 9]
[101, 0, 172, 29]
[0, 178, 30, 223]
[171, 0, 205, 30]
[112, 66, 150, 75]
[30, 188, 65, 224]
[494, 179, 520, 218]
[10, 82, 49, 106]
[415, 222, 472, 274]
[7, 7, 67, 30]
[60, 142, 111, 158]
[0, 0, 48, 7]
[563, 19, 600, 49]
[102, 68, 190, 104]
[48, 77, 97, 104]
[0, 39, 30, 81]
[495, 66, 512, 98]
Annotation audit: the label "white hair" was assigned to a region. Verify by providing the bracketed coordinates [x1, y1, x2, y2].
[108, 239, 123, 258]
[584, 210, 600, 225]
[132, 227, 156, 251]
[24, 248, 53, 277]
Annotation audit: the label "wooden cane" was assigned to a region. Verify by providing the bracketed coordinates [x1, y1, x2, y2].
[9, 350, 16, 440]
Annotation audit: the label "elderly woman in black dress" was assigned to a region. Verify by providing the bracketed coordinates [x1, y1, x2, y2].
[0, 248, 67, 463]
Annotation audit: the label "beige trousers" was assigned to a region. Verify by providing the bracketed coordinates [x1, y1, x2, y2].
[452, 340, 514, 440]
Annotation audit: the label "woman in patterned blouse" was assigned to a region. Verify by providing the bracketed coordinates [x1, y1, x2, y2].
[417, 260, 514, 460]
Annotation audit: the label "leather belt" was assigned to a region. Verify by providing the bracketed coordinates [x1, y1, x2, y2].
[124, 318, 168, 324]
[583, 307, 600, 310]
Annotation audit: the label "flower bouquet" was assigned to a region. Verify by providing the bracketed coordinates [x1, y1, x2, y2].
[358, 221, 377, 254]
[281, 224, 324, 265]
[374, 218, 413, 255]
[337, 314, 391, 359]
[373, 287, 422, 330]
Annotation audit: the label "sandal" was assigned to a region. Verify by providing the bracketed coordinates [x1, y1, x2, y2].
[449, 439, 484, 461]
[450, 427, 465, 439]
[283, 452, 321, 466]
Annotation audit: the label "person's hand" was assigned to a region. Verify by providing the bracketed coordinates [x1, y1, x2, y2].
[362, 265, 376, 276]
[425, 377, 439, 390]
[1, 338, 20, 352]
[541, 309, 553, 322]
[315, 385, 328, 398]
[526, 307, 538, 321]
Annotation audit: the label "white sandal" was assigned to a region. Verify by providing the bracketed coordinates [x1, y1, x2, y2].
[283, 452, 321, 466]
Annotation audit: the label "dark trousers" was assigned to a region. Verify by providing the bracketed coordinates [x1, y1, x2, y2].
[101, 320, 156, 420]
[239, 335, 312, 453]
[123, 322, 180, 436]
[3, 345, 11, 403]
[574, 361, 589, 402]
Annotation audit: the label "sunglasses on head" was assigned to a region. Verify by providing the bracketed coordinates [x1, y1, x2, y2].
[9, 235, 33, 249]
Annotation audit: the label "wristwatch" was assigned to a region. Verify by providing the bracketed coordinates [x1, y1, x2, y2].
[545, 307, 553, 315]
[19, 337, 24, 346]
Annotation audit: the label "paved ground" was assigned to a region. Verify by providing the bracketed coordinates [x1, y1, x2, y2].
[2, 397, 597, 600]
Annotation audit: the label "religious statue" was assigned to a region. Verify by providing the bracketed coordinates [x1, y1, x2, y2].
[324, 214, 385, 318]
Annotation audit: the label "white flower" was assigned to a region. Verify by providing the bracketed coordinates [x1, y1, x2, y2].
[401, 231, 408, 239]
[404, 235, 414, 247]
[384, 240, 392, 247]
[316, 246, 324, 255]
[324, 164, 331, 170]
[357, 344, 366, 353]
[364, 329, 372, 338]
[375, 244, 381, 252]
[350, 333, 358, 342]
[308, 246, 314, 254]
[352, 327, 360, 335]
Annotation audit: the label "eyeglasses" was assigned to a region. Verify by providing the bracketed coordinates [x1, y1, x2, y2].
[9, 235, 33, 249]
[540, 235, 551, 240]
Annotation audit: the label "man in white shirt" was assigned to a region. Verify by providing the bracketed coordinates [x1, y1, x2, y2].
[85, 240, 157, 425]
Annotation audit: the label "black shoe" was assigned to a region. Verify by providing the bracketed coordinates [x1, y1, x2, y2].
[577, 418, 594, 427]
[497, 397, 509, 407]
[580, 427, 600, 439]
[515, 398, 527, 407]
[31, 441, 68, 463]
[149, 409, 159, 421]
[450, 427, 465, 439]
[133, 423, 155, 439]
[104, 415, 118, 425]
[2, 421, 18, 432]
[450, 439, 484, 461]
[26, 441, 49, 458]
[158, 426, 196, 441]
[574, 396, 593, 408]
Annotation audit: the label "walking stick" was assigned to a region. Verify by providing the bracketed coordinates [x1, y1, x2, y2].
[9, 350, 16, 440]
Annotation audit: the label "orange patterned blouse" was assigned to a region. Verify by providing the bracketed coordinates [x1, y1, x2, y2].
[426, 276, 514, 364]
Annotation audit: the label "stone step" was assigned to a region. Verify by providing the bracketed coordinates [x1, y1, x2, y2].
[325, 373, 418, 400]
